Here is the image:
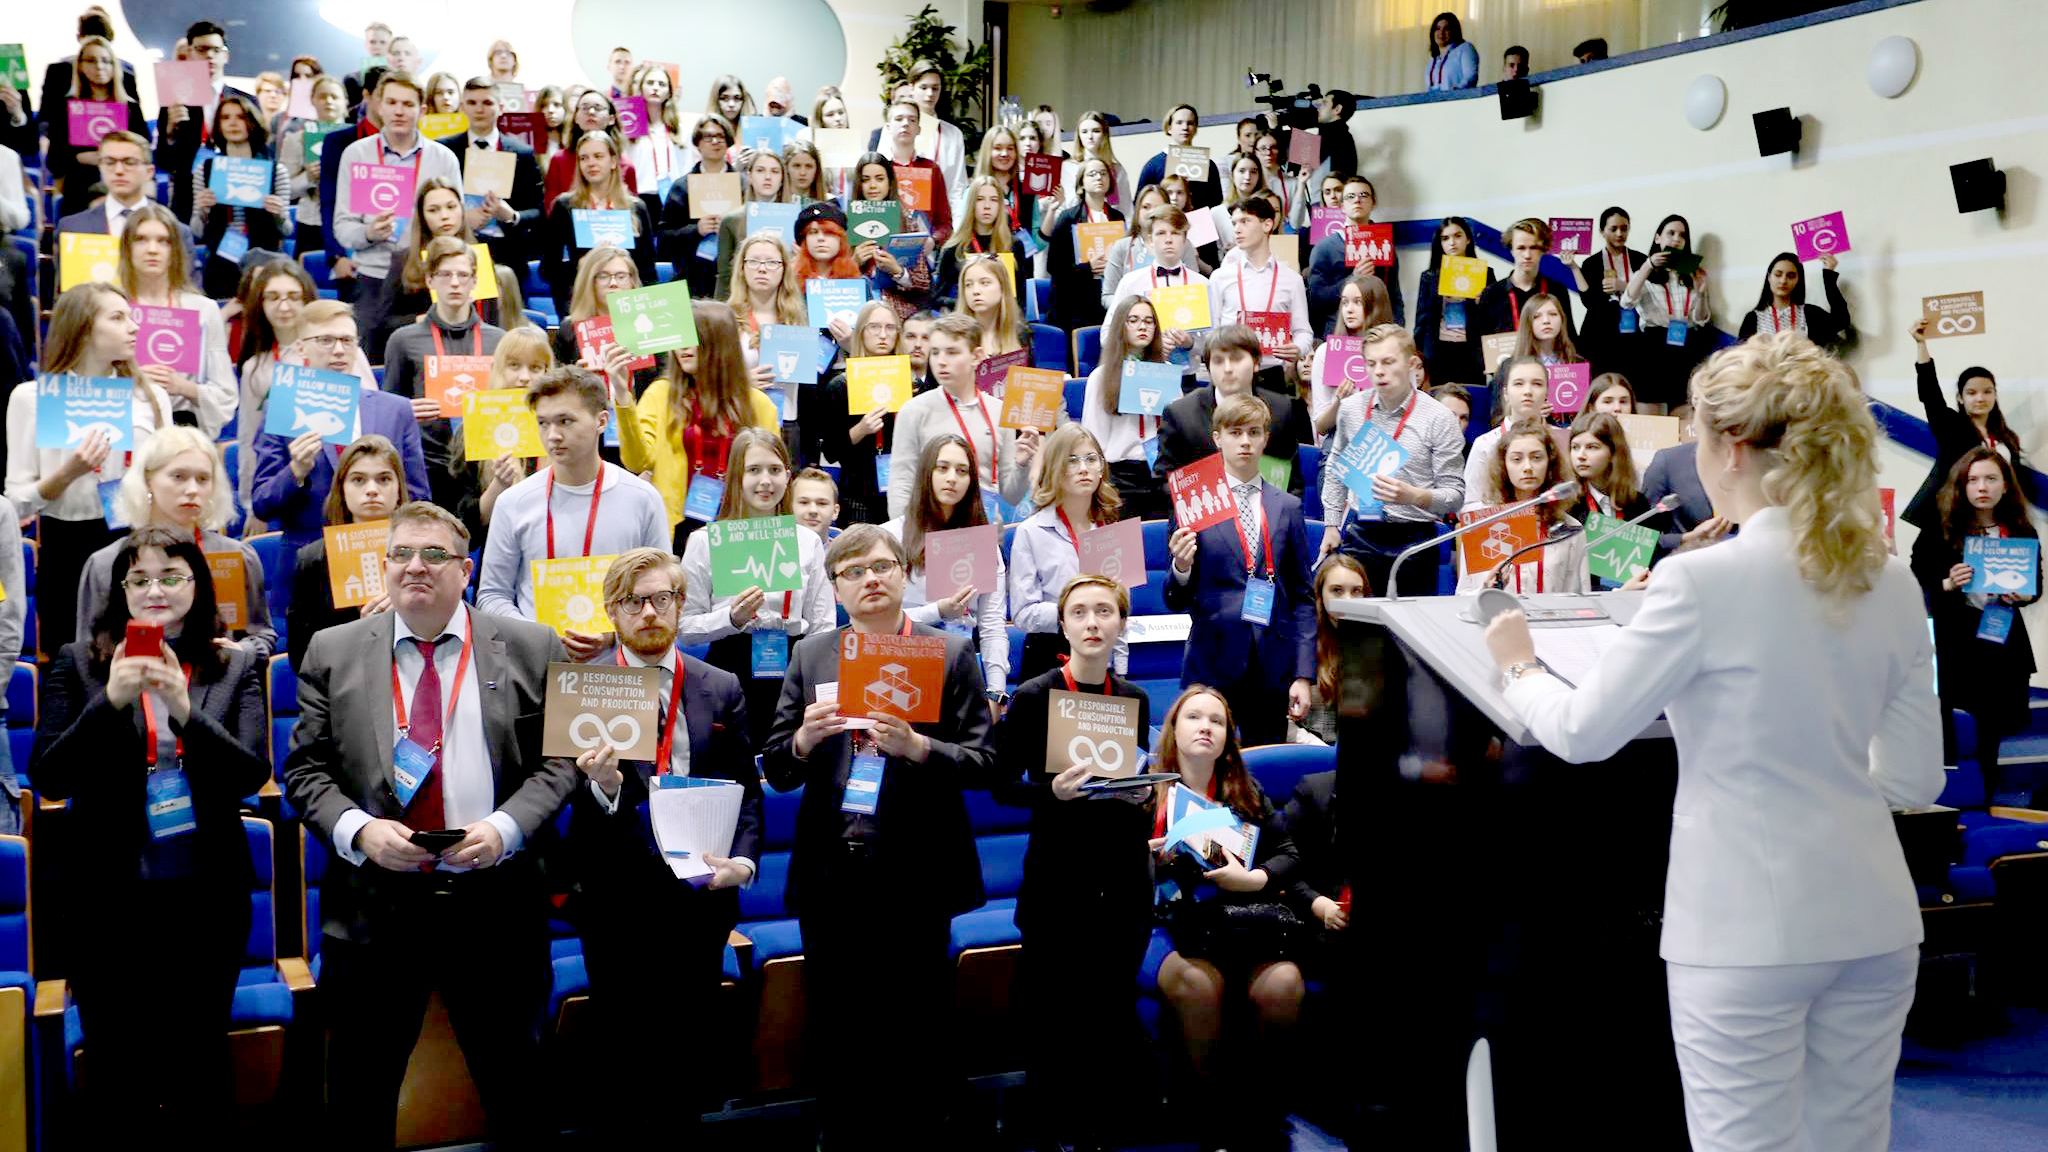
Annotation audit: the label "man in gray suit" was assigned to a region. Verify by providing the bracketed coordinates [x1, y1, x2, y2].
[282, 501, 577, 1151]
[762, 522, 999, 1148]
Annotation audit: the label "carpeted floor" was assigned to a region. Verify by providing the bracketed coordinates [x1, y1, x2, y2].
[1894, 1007, 2048, 1151]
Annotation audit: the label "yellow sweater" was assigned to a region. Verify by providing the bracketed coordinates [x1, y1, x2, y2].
[616, 378, 781, 526]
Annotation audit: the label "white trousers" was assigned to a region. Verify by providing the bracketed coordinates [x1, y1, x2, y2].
[1666, 945, 1918, 1152]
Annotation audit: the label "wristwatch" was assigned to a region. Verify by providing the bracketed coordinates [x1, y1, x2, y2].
[1499, 660, 1546, 690]
[985, 690, 1010, 705]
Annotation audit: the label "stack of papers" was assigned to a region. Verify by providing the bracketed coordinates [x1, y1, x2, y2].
[649, 778, 745, 884]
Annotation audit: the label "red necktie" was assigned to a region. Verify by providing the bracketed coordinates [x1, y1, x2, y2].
[404, 637, 448, 830]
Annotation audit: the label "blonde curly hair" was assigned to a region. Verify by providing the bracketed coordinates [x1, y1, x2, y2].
[1688, 330, 1885, 610]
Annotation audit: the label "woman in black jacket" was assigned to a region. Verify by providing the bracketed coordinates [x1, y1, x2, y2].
[798, 300, 905, 525]
[1043, 157, 1124, 334]
[32, 527, 270, 1143]
[1412, 215, 1496, 389]
[287, 435, 407, 670]
[995, 575, 1154, 1152]
[1910, 447, 2042, 805]
[1901, 317, 2022, 529]
[1736, 251, 1852, 350]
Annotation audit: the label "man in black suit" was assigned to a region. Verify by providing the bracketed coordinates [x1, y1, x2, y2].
[1153, 325, 1312, 496]
[152, 20, 255, 224]
[282, 502, 578, 1151]
[762, 523, 998, 1148]
[566, 548, 759, 1143]
[440, 77, 544, 268]
[1641, 439, 1731, 559]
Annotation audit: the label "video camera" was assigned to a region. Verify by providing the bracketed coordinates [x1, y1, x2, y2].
[1244, 72, 1323, 131]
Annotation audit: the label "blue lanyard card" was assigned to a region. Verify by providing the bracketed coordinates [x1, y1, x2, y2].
[392, 736, 436, 807]
[1241, 576, 1276, 625]
[874, 451, 892, 492]
[1618, 305, 1639, 333]
[145, 768, 197, 841]
[751, 629, 791, 678]
[1978, 603, 2016, 645]
[1665, 319, 1689, 347]
[684, 474, 724, 521]
[842, 752, 885, 815]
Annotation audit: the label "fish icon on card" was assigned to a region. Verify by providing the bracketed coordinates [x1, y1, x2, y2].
[293, 407, 346, 437]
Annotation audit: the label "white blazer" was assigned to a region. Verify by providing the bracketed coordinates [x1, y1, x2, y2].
[1502, 506, 1943, 968]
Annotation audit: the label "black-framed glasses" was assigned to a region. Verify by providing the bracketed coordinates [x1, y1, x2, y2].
[388, 545, 461, 566]
[614, 591, 677, 614]
[833, 558, 900, 582]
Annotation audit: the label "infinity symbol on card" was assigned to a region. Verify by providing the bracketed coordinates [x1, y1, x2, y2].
[569, 712, 642, 750]
[1068, 735, 1126, 776]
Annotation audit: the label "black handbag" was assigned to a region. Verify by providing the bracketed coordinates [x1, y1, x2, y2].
[1167, 897, 1313, 968]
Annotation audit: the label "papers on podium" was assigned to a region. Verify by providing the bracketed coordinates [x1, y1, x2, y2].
[649, 778, 745, 884]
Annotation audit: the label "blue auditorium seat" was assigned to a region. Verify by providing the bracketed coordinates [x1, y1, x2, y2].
[1027, 322, 1069, 375]
[1073, 325, 1102, 381]
[244, 532, 290, 649]
[1026, 278, 1050, 322]
[1064, 377, 1087, 424]
[6, 663, 34, 793]
[1243, 744, 1335, 807]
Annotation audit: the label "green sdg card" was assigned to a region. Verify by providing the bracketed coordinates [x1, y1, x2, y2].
[1585, 512, 1657, 584]
[607, 281, 699, 355]
[705, 514, 806, 597]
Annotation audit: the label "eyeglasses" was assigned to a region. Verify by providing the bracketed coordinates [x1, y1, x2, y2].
[1064, 453, 1105, 470]
[594, 271, 636, 287]
[833, 558, 900, 582]
[387, 545, 461, 566]
[430, 270, 476, 284]
[191, 44, 229, 58]
[301, 334, 357, 350]
[742, 259, 785, 270]
[614, 591, 677, 614]
[124, 574, 192, 591]
[861, 321, 901, 334]
[99, 156, 146, 170]
[1340, 192, 1373, 203]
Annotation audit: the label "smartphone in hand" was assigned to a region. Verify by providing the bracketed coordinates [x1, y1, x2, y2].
[408, 828, 466, 853]
[125, 620, 165, 658]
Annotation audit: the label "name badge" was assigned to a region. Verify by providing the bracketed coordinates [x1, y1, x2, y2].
[751, 629, 791, 678]
[213, 229, 252, 265]
[1665, 319, 1689, 347]
[841, 752, 886, 815]
[99, 478, 129, 529]
[873, 451, 893, 493]
[144, 768, 197, 841]
[1241, 576, 1276, 625]
[683, 474, 724, 521]
[1140, 435, 1160, 470]
[1439, 299, 1468, 343]
[1617, 306, 1639, 334]
[1978, 604, 2016, 645]
[1016, 228, 1045, 260]
[392, 736, 436, 807]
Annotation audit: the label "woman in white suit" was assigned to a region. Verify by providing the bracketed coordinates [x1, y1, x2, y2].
[1483, 331, 1943, 1152]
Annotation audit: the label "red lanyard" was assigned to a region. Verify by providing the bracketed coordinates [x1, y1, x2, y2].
[1059, 659, 1111, 695]
[943, 388, 999, 487]
[391, 624, 475, 751]
[619, 646, 688, 773]
[682, 411, 733, 479]
[1608, 250, 1630, 283]
[1152, 770, 1220, 838]
[1230, 484, 1275, 576]
[1769, 305, 1793, 333]
[1056, 505, 1085, 558]
[1372, 389, 1416, 444]
[1662, 282, 1692, 321]
[140, 663, 195, 767]
[544, 467, 606, 560]
[1237, 261, 1280, 318]
[430, 323, 481, 359]
[1507, 279, 1549, 328]
[966, 232, 985, 255]
[1506, 550, 1546, 594]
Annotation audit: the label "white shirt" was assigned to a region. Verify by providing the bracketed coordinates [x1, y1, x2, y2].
[466, 130, 502, 152]
[881, 516, 1011, 695]
[1206, 252, 1313, 362]
[332, 132, 463, 280]
[676, 519, 834, 646]
[4, 378, 171, 521]
[475, 462, 673, 620]
[331, 605, 526, 869]
[1502, 507, 1944, 966]
[1006, 505, 1130, 674]
[1108, 262, 1206, 312]
[102, 194, 148, 234]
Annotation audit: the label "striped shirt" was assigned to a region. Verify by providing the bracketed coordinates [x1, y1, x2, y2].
[1322, 385, 1466, 526]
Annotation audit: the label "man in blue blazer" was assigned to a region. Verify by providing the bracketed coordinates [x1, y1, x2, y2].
[251, 300, 432, 554]
[437, 78, 545, 268]
[566, 548, 760, 1144]
[1163, 393, 1317, 748]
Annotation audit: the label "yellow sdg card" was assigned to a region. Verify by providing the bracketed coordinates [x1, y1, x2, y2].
[1150, 284, 1211, 331]
[463, 389, 543, 460]
[1439, 255, 1487, 299]
[532, 556, 618, 635]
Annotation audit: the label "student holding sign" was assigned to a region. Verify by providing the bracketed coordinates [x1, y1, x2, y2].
[1137, 103, 1223, 210]
[6, 283, 174, 665]
[622, 63, 688, 216]
[1619, 213, 1714, 407]
[1305, 176, 1404, 336]
[1463, 356, 1568, 512]
[442, 327, 549, 541]
[543, 89, 643, 211]
[235, 260, 347, 519]
[933, 176, 1022, 309]
[1011, 424, 1132, 685]
[1577, 207, 1647, 376]
[1738, 251, 1853, 351]
[541, 128, 656, 317]
[710, 149, 793, 299]
[1083, 294, 1181, 518]
[798, 300, 903, 525]
[953, 252, 1034, 363]
[1044, 156, 1124, 332]
[677, 427, 833, 745]
[1505, 292, 1585, 371]
[876, 100, 955, 247]
[1476, 219, 1586, 363]
[561, 547, 760, 1145]
[277, 75, 351, 264]
[78, 426, 277, 661]
[653, 112, 735, 295]
[188, 94, 292, 298]
[1566, 410, 1648, 524]
[844, 153, 940, 317]
[1147, 685, 1303, 1151]
[363, 178, 523, 361]
[1100, 186, 1171, 306]
[288, 434, 408, 670]
[32, 525, 269, 1145]
[994, 574, 1153, 1151]
[44, 35, 151, 221]
[1164, 395, 1317, 746]
[116, 204, 236, 436]
[1321, 324, 1468, 596]
[475, 366, 668, 643]
[381, 234, 507, 412]
[887, 314, 1039, 518]
[555, 245, 658, 394]
[1208, 196, 1313, 375]
[1900, 318, 2021, 531]
[1308, 271, 1394, 438]
[1911, 447, 2041, 803]
[724, 235, 810, 421]
[610, 301, 782, 539]
[883, 433, 1012, 702]
[250, 299, 430, 555]
[1155, 325, 1312, 496]
[333, 72, 464, 312]
[1455, 419, 1588, 594]
[761, 523, 997, 1149]
[441, 78, 544, 269]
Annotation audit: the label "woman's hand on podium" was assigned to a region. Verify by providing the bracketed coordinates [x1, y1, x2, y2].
[1484, 608, 1535, 670]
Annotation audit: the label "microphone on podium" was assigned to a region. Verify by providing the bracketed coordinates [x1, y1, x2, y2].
[1386, 481, 1581, 601]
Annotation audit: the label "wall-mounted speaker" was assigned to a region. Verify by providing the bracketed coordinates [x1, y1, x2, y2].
[1498, 79, 1536, 121]
[1950, 159, 2006, 214]
[1752, 107, 1800, 156]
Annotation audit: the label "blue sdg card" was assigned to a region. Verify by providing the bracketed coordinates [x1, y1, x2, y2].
[265, 364, 361, 446]
[35, 374, 134, 451]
